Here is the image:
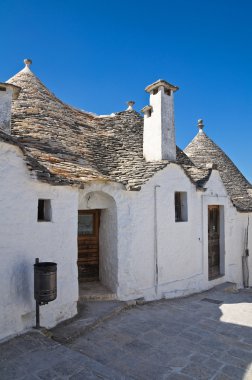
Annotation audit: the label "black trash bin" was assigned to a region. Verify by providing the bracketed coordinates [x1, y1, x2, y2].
[34, 262, 57, 304]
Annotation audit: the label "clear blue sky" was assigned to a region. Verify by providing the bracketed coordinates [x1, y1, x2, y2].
[1, 0, 252, 181]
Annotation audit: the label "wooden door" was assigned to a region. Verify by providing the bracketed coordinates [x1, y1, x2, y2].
[208, 206, 220, 279]
[78, 210, 100, 282]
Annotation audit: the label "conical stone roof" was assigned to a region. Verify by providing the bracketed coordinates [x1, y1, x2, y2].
[185, 130, 252, 212]
[2, 63, 211, 190]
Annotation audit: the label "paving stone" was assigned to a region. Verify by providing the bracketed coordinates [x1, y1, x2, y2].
[104, 354, 135, 375]
[188, 353, 209, 364]
[165, 373, 194, 380]
[51, 359, 85, 377]
[127, 359, 172, 380]
[181, 362, 216, 379]
[99, 347, 130, 365]
[199, 338, 230, 352]
[242, 336, 252, 345]
[2, 286, 252, 380]
[233, 340, 252, 352]
[15, 348, 63, 372]
[20, 375, 40, 380]
[212, 372, 232, 380]
[124, 338, 154, 355]
[70, 339, 103, 357]
[185, 326, 213, 340]
[220, 352, 249, 369]
[69, 369, 101, 380]
[0, 362, 28, 380]
[221, 364, 248, 380]
[152, 346, 190, 366]
[36, 368, 60, 380]
[181, 330, 205, 344]
[228, 348, 252, 362]
[203, 357, 224, 370]
[91, 364, 128, 380]
[140, 329, 167, 346]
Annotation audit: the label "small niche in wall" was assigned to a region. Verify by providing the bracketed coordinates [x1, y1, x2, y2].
[37, 199, 52, 222]
[146, 109, 152, 118]
[175, 192, 188, 222]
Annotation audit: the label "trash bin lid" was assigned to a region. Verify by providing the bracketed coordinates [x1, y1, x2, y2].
[34, 262, 57, 272]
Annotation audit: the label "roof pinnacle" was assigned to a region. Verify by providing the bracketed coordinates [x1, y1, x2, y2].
[126, 101, 135, 111]
[198, 119, 204, 132]
[24, 58, 32, 67]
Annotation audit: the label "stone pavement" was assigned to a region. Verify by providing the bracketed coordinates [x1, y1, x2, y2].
[1, 283, 252, 379]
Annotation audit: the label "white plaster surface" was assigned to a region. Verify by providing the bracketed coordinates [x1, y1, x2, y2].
[0, 89, 12, 134]
[115, 165, 252, 300]
[143, 86, 176, 161]
[1, 140, 251, 340]
[0, 142, 78, 341]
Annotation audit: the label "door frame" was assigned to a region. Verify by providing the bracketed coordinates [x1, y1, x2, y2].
[77, 209, 100, 282]
[208, 205, 225, 280]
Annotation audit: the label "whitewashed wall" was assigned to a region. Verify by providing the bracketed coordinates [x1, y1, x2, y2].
[116, 164, 203, 300]
[115, 164, 252, 300]
[0, 88, 12, 134]
[238, 212, 252, 287]
[0, 142, 78, 341]
[1, 140, 251, 340]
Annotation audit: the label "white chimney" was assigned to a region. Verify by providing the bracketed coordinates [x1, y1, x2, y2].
[142, 79, 178, 161]
[0, 83, 20, 134]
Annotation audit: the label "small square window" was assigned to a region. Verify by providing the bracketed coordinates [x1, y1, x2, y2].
[175, 192, 188, 222]
[37, 199, 52, 222]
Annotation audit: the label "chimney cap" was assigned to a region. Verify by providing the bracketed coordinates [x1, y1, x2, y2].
[0, 83, 21, 100]
[145, 79, 179, 94]
[141, 105, 153, 114]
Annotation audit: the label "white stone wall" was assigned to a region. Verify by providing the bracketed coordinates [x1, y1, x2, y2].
[1, 139, 251, 340]
[0, 142, 78, 341]
[116, 165, 252, 300]
[237, 212, 252, 287]
[0, 88, 12, 134]
[116, 164, 203, 300]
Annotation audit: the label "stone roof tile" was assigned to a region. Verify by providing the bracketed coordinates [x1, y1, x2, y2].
[7, 66, 208, 191]
[5, 65, 249, 212]
[184, 131, 252, 212]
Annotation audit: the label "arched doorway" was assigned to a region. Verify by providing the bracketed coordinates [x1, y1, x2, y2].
[78, 191, 118, 294]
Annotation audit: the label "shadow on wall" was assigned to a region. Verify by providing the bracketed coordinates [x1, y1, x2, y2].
[10, 259, 33, 307]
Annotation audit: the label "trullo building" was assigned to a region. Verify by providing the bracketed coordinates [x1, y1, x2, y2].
[0, 60, 251, 340]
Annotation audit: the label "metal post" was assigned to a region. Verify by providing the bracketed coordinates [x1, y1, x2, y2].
[35, 258, 40, 329]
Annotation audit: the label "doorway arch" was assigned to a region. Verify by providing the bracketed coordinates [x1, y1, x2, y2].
[78, 191, 118, 292]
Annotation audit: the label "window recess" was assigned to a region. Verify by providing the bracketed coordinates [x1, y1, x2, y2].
[175, 192, 188, 222]
[37, 199, 52, 222]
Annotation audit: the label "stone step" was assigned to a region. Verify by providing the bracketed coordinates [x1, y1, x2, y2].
[78, 281, 117, 302]
[79, 292, 117, 301]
